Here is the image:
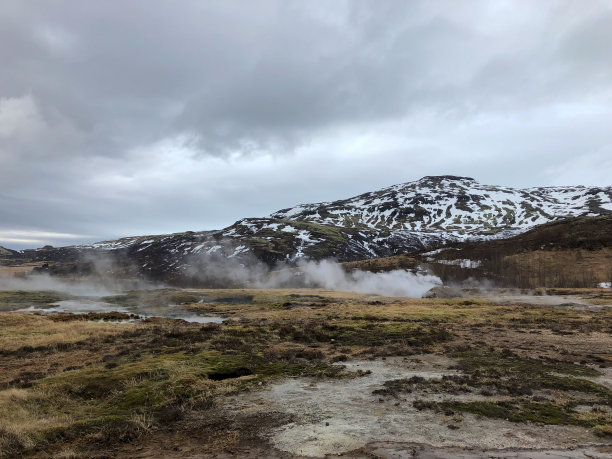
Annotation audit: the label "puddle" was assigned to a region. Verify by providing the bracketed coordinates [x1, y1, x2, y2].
[156, 312, 225, 324]
[15, 298, 225, 323]
[231, 356, 605, 457]
[198, 295, 253, 304]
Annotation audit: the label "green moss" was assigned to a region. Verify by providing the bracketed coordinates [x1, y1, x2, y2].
[537, 375, 612, 400]
[0, 290, 67, 310]
[451, 350, 611, 402]
[455, 350, 601, 377]
[439, 400, 606, 427]
[36, 344, 345, 423]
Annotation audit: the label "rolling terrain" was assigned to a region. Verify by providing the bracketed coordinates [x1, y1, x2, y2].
[2, 176, 611, 287]
[1, 177, 611, 457]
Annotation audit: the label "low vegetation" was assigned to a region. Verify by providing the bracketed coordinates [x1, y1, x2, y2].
[0, 287, 610, 456]
[414, 400, 609, 428]
[0, 290, 67, 312]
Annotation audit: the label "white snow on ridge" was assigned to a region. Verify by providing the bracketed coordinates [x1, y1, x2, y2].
[268, 177, 612, 241]
[206, 245, 222, 254]
[68, 177, 611, 259]
[295, 230, 315, 243]
[229, 245, 248, 258]
[281, 225, 297, 233]
[600, 202, 612, 211]
[421, 248, 455, 257]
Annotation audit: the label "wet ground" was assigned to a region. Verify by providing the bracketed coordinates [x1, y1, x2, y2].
[231, 356, 611, 457]
[13, 296, 226, 323]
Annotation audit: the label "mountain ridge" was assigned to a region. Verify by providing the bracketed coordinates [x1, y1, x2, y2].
[4, 176, 611, 284]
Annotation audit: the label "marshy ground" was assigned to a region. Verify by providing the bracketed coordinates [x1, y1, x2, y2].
[0, 287, 611, 457]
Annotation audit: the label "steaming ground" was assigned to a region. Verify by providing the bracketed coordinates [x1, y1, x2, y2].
[0, 259, 443, 329]
[1, 258, 442, 300]
[0, 274, 121, 297]
[263, 259, 442, 297]
[1, 269, 611, 456]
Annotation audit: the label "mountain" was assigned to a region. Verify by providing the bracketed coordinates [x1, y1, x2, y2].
[7, 176, 612, 284]
[0, 245, 18, 257]
[271, 175, 612, 236]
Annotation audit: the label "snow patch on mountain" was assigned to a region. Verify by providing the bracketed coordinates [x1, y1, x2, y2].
[42, 176, 611, 277]
[270, 176, 612, 240]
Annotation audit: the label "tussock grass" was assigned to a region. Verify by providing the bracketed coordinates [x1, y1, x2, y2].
[0, 313, 134, 352]
[0, 287, 610, 456]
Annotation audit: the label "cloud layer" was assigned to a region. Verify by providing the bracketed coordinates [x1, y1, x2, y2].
[1, 0, 611, 247]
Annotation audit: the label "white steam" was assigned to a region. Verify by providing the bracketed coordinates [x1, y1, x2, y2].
[263, 259, 442, 297]
[2, 250, 441, 299]
[0, 274, 120, 297]
[0, 252, 158, 297]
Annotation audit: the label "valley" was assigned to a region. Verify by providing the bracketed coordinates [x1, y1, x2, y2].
[0, 286, 610, 457]
[4, 1, 611, 456]
[1, 176, 611, 457]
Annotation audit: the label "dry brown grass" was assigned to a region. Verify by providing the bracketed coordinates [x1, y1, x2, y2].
[502, 248, 612, 288]
[0, 313, 137, 352]
[0, 385, 74, 454]
[340, 255, 418, 273]
[0, 263, 40, 277]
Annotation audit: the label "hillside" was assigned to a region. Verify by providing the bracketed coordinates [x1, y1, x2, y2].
[420, 215, 612, 288]
[0, 245, 18, 257]
[271, 175, 612, 237]
[4, 176, 612, 285]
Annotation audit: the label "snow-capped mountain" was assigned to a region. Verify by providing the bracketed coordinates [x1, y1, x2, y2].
[270, 175, 612, 238]
[12, 176, 612, 283]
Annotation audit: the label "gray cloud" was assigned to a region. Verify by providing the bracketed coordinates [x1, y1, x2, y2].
[1, 0, 611, 248]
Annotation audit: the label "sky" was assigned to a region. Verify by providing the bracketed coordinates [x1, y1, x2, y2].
[1, 0, 611, 248]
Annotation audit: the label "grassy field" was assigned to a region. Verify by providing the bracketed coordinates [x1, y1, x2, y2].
[0, 288, 610, 457]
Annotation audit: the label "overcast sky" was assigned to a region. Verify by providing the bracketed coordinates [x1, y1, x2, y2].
[1, 0, 611, 248]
